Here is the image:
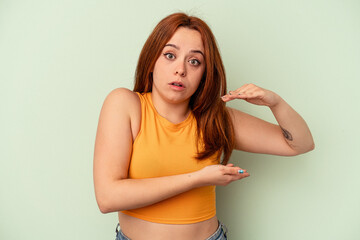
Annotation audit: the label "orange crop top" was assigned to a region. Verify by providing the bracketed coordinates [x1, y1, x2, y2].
[121, 92, 220, 224]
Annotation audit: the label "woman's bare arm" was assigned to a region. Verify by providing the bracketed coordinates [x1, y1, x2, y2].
[93, 88, 249, 213]
[222, 84, 315, 156]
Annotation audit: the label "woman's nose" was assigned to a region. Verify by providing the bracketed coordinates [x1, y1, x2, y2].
[175, 61, 186, 77]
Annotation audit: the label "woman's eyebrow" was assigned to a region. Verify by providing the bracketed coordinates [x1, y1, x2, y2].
[165, 43, 180, 50]
[164, 44, 204, 57]
[190, 50, 204, 57]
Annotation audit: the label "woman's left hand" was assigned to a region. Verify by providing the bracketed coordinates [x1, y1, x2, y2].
[221, 83, 280, 107]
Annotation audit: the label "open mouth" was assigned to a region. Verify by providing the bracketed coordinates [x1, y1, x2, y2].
[170, 82, 184, 88]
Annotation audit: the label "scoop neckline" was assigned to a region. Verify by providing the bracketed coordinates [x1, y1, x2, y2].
[145, 92, 194, 130]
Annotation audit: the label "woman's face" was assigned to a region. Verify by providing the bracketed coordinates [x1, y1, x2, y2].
[152, 27, 205, 104]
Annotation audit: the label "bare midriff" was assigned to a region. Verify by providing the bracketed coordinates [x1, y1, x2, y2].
[118, 212, 219, 240]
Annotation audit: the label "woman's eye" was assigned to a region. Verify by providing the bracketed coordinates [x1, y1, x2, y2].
[189, 59, 200, 66]
[164, 53, 175, 59]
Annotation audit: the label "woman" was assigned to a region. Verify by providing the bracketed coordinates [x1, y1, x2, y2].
[93, 12, 314, 240]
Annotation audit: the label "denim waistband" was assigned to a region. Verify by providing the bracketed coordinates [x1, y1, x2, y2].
[115, 221, 228, 240]
[115, 223, 130, 240]
[206, 221, 228, 240]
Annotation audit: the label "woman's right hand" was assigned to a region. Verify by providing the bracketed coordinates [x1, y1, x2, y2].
[195, 163, 250, 187]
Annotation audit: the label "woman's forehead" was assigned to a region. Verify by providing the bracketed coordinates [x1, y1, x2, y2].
[165, 27, 204, 52]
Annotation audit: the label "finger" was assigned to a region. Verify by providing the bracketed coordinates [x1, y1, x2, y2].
[232, 84, 263, 98]
[238, 89, 266, 101]
[228, 171, 250, 183]
[224, 166, 247, 175]
[221, 92, 249, 102]
[229, 85, 248, 96]
[222, 91, 248, 101]
[239, 91, 258, 99]
[221, 84, 262, 102]
[229, 84, 255, 95]
[236, 169, 250, 178]
[237, 168, 249, 175]
[221, 94, 238, 102]
[239, 172, 250, 179]
[227, 89, 253, 100]
[222, 166, 238, 175]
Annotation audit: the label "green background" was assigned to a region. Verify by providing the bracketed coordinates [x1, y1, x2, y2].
[1, 0, 359, 239]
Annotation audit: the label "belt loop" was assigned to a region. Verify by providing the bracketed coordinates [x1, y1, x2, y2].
[221, 222, 228, 237]
[115, 223, 120, 234]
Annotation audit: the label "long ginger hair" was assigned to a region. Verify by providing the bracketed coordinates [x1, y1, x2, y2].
[133, 12, 234, 164]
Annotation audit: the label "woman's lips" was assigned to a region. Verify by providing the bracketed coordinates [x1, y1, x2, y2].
[169, 81, 185, 87]
[169, 82, 185, 90]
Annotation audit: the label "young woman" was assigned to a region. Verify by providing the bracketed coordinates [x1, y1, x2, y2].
[93, 12, 314, 240]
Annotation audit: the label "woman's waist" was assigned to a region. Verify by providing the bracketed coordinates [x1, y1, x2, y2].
[118, 212, 219, 240]
[122, 185, 216, 221]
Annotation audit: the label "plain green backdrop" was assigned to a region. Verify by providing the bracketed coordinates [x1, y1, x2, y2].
[1, 0, 359, 239]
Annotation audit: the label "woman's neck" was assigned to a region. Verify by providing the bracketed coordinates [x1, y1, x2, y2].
[150, 92, 191, 124]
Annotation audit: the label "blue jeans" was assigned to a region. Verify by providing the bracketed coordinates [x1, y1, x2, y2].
[115, 221, 228, 240]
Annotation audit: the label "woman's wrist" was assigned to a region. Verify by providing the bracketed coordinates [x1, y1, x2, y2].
[269, 94, 287, 111]
[189, 170, 205, 188]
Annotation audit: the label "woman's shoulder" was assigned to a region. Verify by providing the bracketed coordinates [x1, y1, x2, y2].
[105, 87, 140, 106]
[102, 87, 141, 119]
[106, 87, 139, 100]
[102, 88, 141, 140]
